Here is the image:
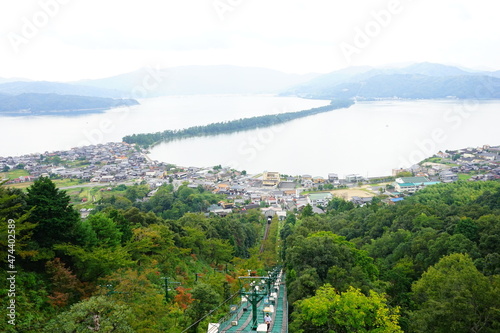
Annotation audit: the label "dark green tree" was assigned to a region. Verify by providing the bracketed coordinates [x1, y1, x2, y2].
[292, 284, 402, 333]
[106, 209, 133, 244]
[26, 177, 80, 248]
[475, 188, 500, 210]
[286, 231, 378, 292]
[124, 184, 149, 202]
[0, 183, 37, 263]
[302, 204, 314, 217]
[454, 217, 479, 242]
[327, 197, 355, 213]
[411, 253, 500, 333]
[186, 283, 221, 333]
[86, 213, 123, 248]
[43, 296, 135, 332]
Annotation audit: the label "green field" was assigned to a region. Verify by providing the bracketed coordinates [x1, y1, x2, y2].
[458, 173, 472, 181]
[67, 185, 130, 209]
[67, 187, 101, 208]
[421, 157, 443, 164]
[0, 169, 30, 179]
[1, 178, 85, 190]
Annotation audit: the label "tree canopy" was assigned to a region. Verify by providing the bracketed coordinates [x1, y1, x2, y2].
[26, 176, 80, 248]
[411, 253, 500, 333]
[292, 284, 402, 333]
[2, 176, 500, 332]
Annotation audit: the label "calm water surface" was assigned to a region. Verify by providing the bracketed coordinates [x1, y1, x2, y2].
[149, 99, 500, 177]
[1, 95, 328, 156]
[2, 96, 499, 177]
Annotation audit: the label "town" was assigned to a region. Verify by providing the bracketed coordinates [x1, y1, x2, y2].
[1, 142, 500, 218]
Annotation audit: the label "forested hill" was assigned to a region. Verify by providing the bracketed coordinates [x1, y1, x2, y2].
[284, 180, 500, 332]
[123, 99, 354, 147]
[1, 173, 500, 331]
[0, 81, 123, 98]
[301, 74, 500, 100]
[283, 62, 500, 100]
[0, 93, 138, 115]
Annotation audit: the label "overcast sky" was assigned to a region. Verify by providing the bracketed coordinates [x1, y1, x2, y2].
[1, 0, 499, 81]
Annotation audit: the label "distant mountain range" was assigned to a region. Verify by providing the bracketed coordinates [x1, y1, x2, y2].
[0, 81, 124, 98]
[0, 66, 317, 114]
[0, 93, 138, 116]
[0, 66, 318, 99]
[1, 63, 499, 116]
[0, 80, 136, 115]
[282, 62, 500, 99]
[0, 77, 32, 84]
[76, 65, 320, 96]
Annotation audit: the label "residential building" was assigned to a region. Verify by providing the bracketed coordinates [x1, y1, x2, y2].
[307, 192, 332, 206]
[439, 171, 458, 183]
[393, 176, 440, 193]
[312, 176, 326, 184]
[351, 196, 373, 206]
[328, 173, 339, 184]
[346, 174, 364, 183]
[263, 171, 280, 186]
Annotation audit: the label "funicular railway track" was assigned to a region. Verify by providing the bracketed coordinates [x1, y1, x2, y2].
[208, 216, 288, 332]
[213, 269, 287, 333]
[259, 216, 272, 253]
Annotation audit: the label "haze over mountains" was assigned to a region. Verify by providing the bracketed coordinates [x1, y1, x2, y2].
[0, 81, 124, 98]
[0, 80, 133, 115]
[77, 65, 320, 96]
[0, 66, 317, 114]
[282, 62, 500, 99]
[0, 93, 138, 116]
[1, 62, 499, 115]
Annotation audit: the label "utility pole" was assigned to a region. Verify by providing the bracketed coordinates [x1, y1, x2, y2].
[213, 264, 229, 274]
[239, 276, 270, 330]
[240, 285, 267, 330]
[99, 284, 127, 297]
[161, 277, 180, 302]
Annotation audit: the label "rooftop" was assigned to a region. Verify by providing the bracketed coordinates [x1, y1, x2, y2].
[396, 176, 430, 184]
